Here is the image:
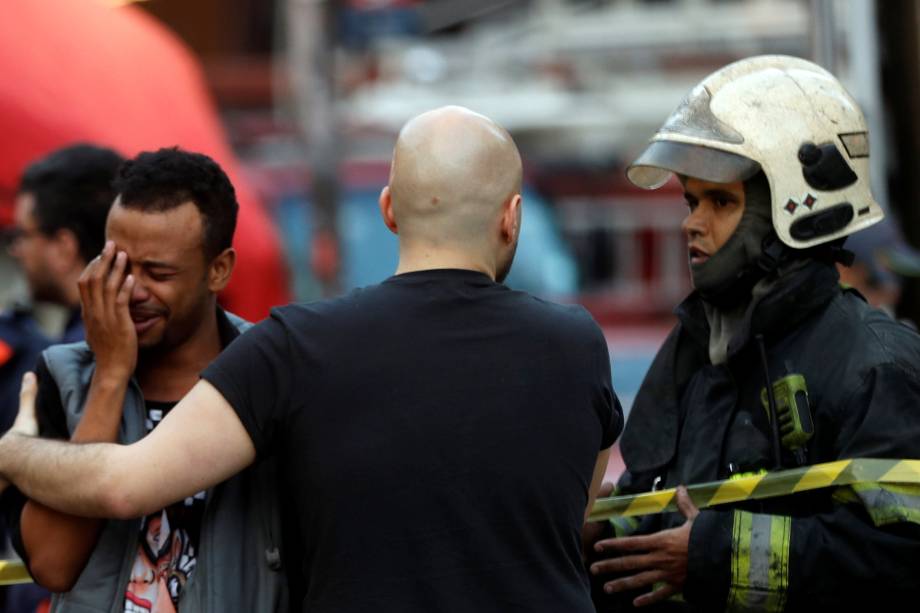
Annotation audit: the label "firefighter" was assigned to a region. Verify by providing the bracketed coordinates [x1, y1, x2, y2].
[587, 55, 920, 611]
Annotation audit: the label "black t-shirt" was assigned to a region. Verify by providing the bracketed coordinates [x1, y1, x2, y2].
[203, 269, 621, 613]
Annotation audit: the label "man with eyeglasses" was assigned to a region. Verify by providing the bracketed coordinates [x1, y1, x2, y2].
[0, 143, 123, 613]
[1, 144, 123, 433]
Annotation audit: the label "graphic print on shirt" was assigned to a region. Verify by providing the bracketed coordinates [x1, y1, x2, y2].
[124, 402, 206, 613]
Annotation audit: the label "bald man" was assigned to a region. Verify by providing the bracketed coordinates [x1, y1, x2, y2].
[0, 106, 621, 613]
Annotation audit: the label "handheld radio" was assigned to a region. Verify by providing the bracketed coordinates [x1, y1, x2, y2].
[760, 374, 814, 466]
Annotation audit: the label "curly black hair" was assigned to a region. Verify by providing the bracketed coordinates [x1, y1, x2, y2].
[19, 143, 124, 263]
[113, 147, 238, 261]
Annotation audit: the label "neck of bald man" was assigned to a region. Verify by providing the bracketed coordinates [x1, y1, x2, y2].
[394, 238, 498, 279]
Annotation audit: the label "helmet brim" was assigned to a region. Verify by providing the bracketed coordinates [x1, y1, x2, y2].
[626, 140, 762, 189]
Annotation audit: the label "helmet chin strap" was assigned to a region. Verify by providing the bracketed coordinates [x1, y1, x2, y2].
[693, 227, 856, 310]
[692, 233, 770, 309]
[694, 233, 804, 308]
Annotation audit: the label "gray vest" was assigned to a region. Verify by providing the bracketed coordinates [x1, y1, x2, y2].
[41, 313, 288, 613]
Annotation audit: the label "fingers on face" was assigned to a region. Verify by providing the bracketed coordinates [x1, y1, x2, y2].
[78, 257, 95, 285]
[79, 241, 133, 315]
[116, 274, 135, 308]
[106, 251, 128, 298]
[79, 242, 111, 300]
[96, 240, 115, 278]
[77, 252, 102, 301]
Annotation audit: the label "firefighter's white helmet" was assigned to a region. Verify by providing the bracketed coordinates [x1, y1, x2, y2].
[627, 55, 883, 249]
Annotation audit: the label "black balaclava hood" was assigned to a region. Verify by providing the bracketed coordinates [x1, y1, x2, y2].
[690, 171, 774, 308]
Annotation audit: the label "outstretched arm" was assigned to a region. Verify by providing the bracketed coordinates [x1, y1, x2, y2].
[0, 379, 256, 520]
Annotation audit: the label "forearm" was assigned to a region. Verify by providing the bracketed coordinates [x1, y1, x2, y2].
[18, 371, 129, 589]
[5, 381, 257, 530]
[21, 502, 105, 591]
[72, 371, 129, 442]
[0, 433, 129, 519]
[586, 448, 612, 521]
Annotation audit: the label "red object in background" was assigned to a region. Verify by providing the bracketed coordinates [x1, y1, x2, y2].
[0, 339, 11, 367]
[311, 229, 340, 285]
[0, 0, 289, 321]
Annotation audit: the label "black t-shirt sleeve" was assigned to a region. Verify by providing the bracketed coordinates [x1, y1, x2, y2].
[602, 393, 623, 450]
[201, 314, 293, 457]
[1, 354, 70, 564]
[589, 317, 622, 450]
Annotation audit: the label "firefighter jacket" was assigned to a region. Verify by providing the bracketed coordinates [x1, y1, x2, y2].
[601, 260, 920, 611]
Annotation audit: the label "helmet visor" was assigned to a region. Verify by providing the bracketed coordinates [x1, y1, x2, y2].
[626, 140, 761, 189]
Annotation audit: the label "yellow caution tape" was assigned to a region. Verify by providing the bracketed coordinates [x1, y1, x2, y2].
[0, 558, 31, 586]
[589, 458, 920, 522]
[2, 459, 918, 585]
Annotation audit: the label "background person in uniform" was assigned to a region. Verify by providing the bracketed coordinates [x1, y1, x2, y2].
[0, 106, 621, 613]
[585, 56, 920, 610]
[0, 148, 288, 613]
[835, 217, 920, 324]
[0, 144, 123, 434]
[0, 143, 122, 613]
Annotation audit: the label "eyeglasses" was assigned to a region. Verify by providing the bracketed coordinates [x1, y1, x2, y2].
[1, 227, 44, 249]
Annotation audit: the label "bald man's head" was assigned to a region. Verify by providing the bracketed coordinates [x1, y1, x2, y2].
[386, 106, 523, 249]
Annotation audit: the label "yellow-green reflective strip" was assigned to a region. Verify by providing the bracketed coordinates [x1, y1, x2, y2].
[728, 511, 753, 611]
[0, 560, 31, 586]
[848, 482, 920, 527]
[767, 515, 790, 612]
[727, 512, 790, 612]
[832, 487, 859, 505]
